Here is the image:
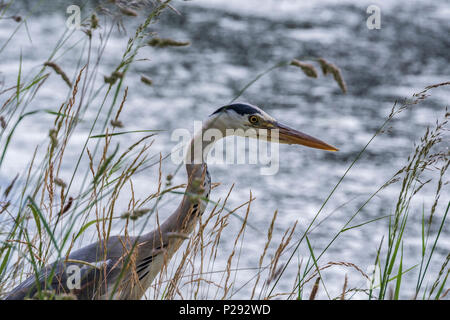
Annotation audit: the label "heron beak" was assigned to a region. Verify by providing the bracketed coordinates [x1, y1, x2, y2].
[273, 122, 339, 151]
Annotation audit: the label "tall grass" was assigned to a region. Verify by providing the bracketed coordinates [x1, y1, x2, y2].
[0, 0, 176, 299]
[0, 1, 448, 300]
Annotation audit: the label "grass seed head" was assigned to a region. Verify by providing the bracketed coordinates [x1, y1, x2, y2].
[317, 58, 347, 93]
[44, 62, 72, 88]
[0, 116, 6, 129]
[120, 7, 138, 17]
[110, 119, 124, 128]
[54, 177, 67, 188]
[140, 75, 153, 86]
[104, 71, 124, 85]
[49, 129, 58, 148]
[147, 38, 190, 48]
[121, 208, 151, 220]
[290, 59, 318, 78]
[91, 14, 99, 29]
[309, 277, 321, 300]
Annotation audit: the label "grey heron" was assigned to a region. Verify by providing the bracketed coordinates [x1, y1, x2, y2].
[5, 103, 337, 300]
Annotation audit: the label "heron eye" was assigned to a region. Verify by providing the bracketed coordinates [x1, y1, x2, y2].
[249, 115, 259, 124]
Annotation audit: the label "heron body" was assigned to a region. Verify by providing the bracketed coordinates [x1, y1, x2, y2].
[5, 103, 336, 300]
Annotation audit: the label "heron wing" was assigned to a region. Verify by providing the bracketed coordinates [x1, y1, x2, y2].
[4, 258, 116, 300]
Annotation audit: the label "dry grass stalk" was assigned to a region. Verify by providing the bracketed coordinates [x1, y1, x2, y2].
[266, 221, 298, 286]
[440, 288, 450, 300]
[303, 261, 369, 286]
[183, 277, 223, 290]
[221, 193, 253, 299]
[3, 174, 18, 198]
[309, 277, 321, 300]
[164, 237, 195, 298]
[340, 274, 348, 300]
[250, 209, 278, 299]
[423, 81, 450, 91]
[0, 201, 10, 214]
[1, 91, 17, 113]
[202, 188, 235, 296]
[160, 185, 269, 300]
[113, 86, 128, 126]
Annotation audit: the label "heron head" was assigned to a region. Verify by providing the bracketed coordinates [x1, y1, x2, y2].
[208, 102, 338, 151]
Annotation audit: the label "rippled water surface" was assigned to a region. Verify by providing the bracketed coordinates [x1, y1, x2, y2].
[0, 0, 449, 299]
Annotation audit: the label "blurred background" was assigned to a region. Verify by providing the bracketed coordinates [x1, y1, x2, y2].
[0, 0, 449, 299]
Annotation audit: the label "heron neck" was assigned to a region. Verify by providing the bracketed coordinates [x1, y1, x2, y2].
[158, 125, 213, 236]
[143, 120, 217, 252]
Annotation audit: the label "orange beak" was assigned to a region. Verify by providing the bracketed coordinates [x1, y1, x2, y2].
[274, 122, 338, 151]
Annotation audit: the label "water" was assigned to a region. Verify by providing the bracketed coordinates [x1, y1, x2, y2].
[0, 0, 449, 299]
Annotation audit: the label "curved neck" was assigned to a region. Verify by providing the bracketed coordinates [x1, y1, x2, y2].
[157, 121, 217, 236]
[142, 119, 219, 258]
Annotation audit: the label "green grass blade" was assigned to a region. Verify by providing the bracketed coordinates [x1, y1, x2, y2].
[89, 130, 161, 139]
[16, 50, 22, 102]
[0, 110, 40, 168]
[74, 217, 119, 241]
[28, 202, 42, 239]
[394, 243, 403, 300]
[305, 236, 330, 299]
[93, 144, 120, 185]
[434, 269, 449, 300]
[421, 205, 426, 257]
[27, 196, 61, 255]
[416, 201, 449, 293]
[341, 215, 391, 232]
